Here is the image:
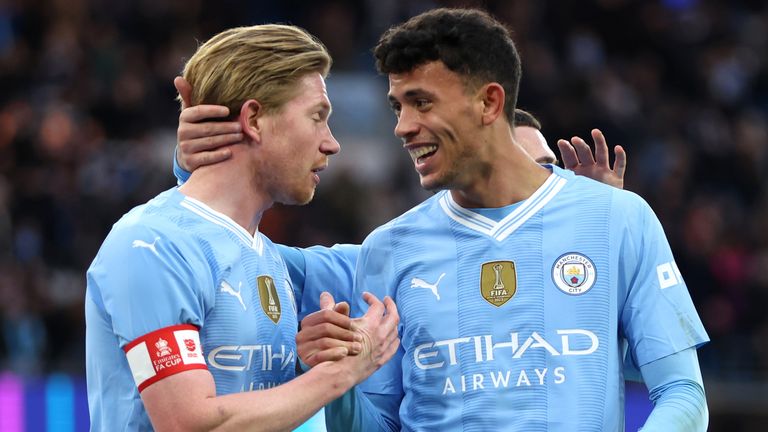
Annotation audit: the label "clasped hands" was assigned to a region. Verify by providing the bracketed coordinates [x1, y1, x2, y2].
[296, 292, 400, 380]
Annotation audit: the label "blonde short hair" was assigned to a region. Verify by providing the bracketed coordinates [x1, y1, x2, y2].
[181, 24, 331, 116]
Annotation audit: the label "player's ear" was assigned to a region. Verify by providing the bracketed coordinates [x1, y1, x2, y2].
[239, 99, 264, 142]
[479, 83, 505, 126]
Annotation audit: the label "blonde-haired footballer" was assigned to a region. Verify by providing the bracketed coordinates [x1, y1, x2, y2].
[85, 24, 399, 431]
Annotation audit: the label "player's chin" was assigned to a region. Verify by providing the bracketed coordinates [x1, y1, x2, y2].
[419, 174, 446, 192]
[292, 187, 317, 206]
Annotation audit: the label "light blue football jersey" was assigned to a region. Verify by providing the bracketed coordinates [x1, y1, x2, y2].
[280, 244, 359, 321]
[85, 188, 298, 431]
[353, 166, 709, 431]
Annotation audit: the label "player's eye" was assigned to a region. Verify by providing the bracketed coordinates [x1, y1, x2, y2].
[415, 99, 431, 110]
[390, 103, 402, 117]
[312, 112, 326, 122]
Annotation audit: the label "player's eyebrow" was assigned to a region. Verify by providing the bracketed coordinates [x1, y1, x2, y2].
[388, 88, 437, 103]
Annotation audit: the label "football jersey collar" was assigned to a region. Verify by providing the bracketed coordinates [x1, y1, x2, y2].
[439, 169, 568, 241]
[179, 195, 265, 254]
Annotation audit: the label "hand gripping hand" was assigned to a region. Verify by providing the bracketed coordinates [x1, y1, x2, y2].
[297, 292, 362, 367]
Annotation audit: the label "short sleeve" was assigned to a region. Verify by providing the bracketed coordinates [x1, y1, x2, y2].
[87, 223, 213, 348]
[618, 196, 709, 367]
[297, 244, 359, 320]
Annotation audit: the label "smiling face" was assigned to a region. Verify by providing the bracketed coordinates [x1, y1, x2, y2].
[388, 61, 490, 192]
[257, 72, 340, 205]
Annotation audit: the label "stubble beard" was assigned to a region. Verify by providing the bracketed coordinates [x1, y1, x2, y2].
[419, 150, 468, 193]
[279, 181, 316, 206]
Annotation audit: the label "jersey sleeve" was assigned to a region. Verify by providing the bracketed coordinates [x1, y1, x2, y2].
[353, 227, 404, 398]
[87, 222, 213, 349]
[173, 146, 192, 186]
[617, 194, 709, 367]
[325, 386, 401, 432]
[279, 244, 360, 322]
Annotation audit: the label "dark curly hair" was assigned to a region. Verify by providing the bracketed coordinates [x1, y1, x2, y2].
[374, 8, 522, 123]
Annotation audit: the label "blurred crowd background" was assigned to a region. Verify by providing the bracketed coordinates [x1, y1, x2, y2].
[0, 0, 766, 429]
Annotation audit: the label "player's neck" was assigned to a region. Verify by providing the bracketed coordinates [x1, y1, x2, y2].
[450, 134, 551, 209]
[179, 159, 268, 236]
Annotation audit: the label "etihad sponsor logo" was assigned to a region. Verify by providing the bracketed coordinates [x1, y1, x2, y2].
[413, 329, 599, 371]
[656, 261, 683, 289]
[258, 275, 281, 324]
[552, 253, 596, 295]
[207, 344, 295, 372]
[480, 261, 516, 306]
[441, 367, 566, 395]
[411, 273, 446, 301]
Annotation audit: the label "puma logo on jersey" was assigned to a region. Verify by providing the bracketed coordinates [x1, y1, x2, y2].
[411, 273, 446, 301]
[221, 281, 247, 311]
[132, 237, 161, 257]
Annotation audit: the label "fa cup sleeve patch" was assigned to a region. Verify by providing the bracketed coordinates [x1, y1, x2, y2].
[124, 324, 207, 392]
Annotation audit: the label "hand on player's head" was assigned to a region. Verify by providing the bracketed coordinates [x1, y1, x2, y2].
[174, 76, 242, 172]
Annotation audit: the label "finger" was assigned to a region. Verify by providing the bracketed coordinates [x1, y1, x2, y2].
[334, 301, 350, 317]
[379, 296, 401, 347]
[308, 346, 350, 364]
[179, 104, 233, 124]
[174, 76, 193, 110]
[297, 323, 359, 346]
[181, 134, 241, 155]
[557, 139, 579, 169]
[613, 145, 627, 179]
[184, 149, 233, 172]
[301, 308, 353, 330]
[361, 292, 384, 319]
[591, 129, 609, 166]
[178, 124, 243, 146]
[320, 291, 335, 311]
[297, 333, 360, 350]
[382, 337, 401, 364]
[382, 296, 400, 325]
[571, 136, 595, 165]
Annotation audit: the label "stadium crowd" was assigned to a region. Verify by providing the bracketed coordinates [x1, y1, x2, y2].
[0, 0, 766, 424]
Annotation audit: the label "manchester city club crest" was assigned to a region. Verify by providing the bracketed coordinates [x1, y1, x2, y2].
[257, 275, 281, 324]
[551, 253, 597, 295]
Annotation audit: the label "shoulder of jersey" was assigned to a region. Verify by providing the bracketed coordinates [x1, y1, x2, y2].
[365, 193, 443, 240]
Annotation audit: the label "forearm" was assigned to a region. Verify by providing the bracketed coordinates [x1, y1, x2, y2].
[325, 387, 401, 432]
[222, 363, 357, 431]
[143, 362, 356, 432]
[638, 348, 708, 432]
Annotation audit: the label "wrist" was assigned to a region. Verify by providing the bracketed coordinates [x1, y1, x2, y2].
[312, 360, 358, 399]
